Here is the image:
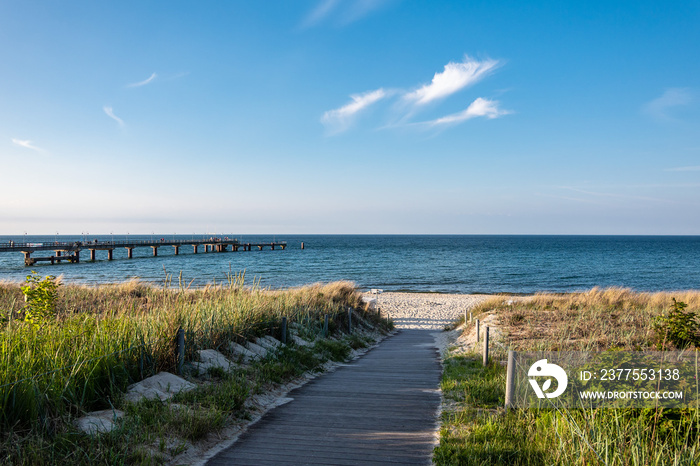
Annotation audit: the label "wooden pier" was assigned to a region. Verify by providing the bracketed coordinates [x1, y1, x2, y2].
[0, 238, 287, 266]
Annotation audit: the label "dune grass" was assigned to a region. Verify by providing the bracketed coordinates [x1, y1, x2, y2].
[435, 288, 700, 465]
[0, 274, 389, 464]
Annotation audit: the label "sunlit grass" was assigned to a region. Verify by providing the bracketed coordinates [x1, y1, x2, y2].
[0, 276, 386, 429]
[435, 288, 700, 465]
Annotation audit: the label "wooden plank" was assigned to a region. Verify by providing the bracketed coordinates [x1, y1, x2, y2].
[206, 329, 440, 465]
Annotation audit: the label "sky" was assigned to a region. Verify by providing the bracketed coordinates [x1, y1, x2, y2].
[1, 0, 699, 235]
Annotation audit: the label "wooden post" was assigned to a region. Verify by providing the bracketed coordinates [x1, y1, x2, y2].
[281, 317, 287, 344]
[475, 319, 480, 342]
[505, 350, 516, 410]
[324, 314, 329, 338]
[176, 328, 185, 375]
[482, 327, 489, 366]
[348, 309, 353, 333]
[469, 312, 472, 323]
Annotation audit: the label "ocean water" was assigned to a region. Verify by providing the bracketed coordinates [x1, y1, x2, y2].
[0, 235, 699, 294]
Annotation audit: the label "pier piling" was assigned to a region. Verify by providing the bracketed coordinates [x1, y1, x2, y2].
[1, 237, 288, 266]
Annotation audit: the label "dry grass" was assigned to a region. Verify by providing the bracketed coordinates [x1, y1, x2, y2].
[471, 287, 700, 351]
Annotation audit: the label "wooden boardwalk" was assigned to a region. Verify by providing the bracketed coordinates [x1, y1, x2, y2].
[207, 329, 442, 466]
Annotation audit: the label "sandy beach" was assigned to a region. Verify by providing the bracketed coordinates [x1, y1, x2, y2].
[368, 291, 492, 330]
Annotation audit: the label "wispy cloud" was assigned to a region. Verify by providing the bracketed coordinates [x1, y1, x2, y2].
[404, 57, 499, 106]
[127, 72, 157, 88]
[321, 55, 508, 134]
[644, 88, 693, 120]
[301, 0, 391, 28]
[425, 98, 510, 126]
[321, 88, 387, 133]
[301, 0, 339, 27]
[11, 138, 47, 154]
[665, 165, 700, 172]
[103, 106, 125, 127]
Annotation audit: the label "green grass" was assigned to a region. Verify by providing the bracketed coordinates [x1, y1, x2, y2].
[435, 289, 700, 465]
[0, 276, 392, 465]
[436, 353, 700, 465]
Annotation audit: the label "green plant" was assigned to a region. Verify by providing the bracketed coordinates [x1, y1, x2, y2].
[653, 299, 700, 349]
[20, 272, 60, 328]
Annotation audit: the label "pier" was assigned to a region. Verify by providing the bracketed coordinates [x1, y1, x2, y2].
[0, 238, 287, 266]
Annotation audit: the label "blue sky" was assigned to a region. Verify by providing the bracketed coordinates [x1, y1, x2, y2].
[1, 0, 699, 235]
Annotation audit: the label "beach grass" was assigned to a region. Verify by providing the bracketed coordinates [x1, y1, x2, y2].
[0, 274, 389, 464]
[435, 288, 700, 465]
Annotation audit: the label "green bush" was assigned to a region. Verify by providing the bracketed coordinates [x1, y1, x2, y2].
[20, 272, 60, 328]
[653, 298, 700, 349]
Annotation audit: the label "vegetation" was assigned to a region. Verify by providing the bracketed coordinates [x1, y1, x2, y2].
[0, 274, 391, 465]
[435, 288, 700, 465]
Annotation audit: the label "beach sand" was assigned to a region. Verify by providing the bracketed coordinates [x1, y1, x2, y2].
[370, 291, 491, 330]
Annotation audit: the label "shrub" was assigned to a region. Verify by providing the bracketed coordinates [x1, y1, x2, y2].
[652, 298, 700, 349]
[20, 272, 60, 328]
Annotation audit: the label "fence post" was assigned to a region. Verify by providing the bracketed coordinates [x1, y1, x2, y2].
[482, 326, 489, 366]
[281, 317, 287, 344]
[324, 314, 329, 338]
[475, 319, 480, 342]
[348, 308, 353, 333]
[176, 328, 185, 375]
[505, 350, 516, 410]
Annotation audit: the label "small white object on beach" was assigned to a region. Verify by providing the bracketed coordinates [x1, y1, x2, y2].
[361, 296, 377, 310]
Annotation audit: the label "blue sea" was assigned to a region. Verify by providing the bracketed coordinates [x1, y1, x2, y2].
[0, 235, 699, 294]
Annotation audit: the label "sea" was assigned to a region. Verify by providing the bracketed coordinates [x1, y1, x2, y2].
[1, 235, 699, 294]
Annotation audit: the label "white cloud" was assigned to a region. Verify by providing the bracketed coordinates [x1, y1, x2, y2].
[301, 0, 391, 28]
[321, 88, 387, 133]
[665, 165, 700, 172]
[11, 138, 47, 154]
[301, 0, 339, 27]
[127, 72, 157, 88]
[404, 56, 499, 106]
[342, 0, 391, 24]
[321, 55, 508, 133]
[426, 98, 510, 126]
[644, 88, 693, 120]
[103, 106, 125, 127]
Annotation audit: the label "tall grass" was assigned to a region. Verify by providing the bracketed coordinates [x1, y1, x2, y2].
[436, 288, 700, 465]
[471, 287, 700, 351]
[0, 276, 374, 431]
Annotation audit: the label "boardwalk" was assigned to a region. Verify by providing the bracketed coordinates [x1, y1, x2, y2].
[207, 329, 442, 466]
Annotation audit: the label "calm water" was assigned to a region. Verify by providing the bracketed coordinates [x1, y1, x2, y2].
[1, 235, 699, 294]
